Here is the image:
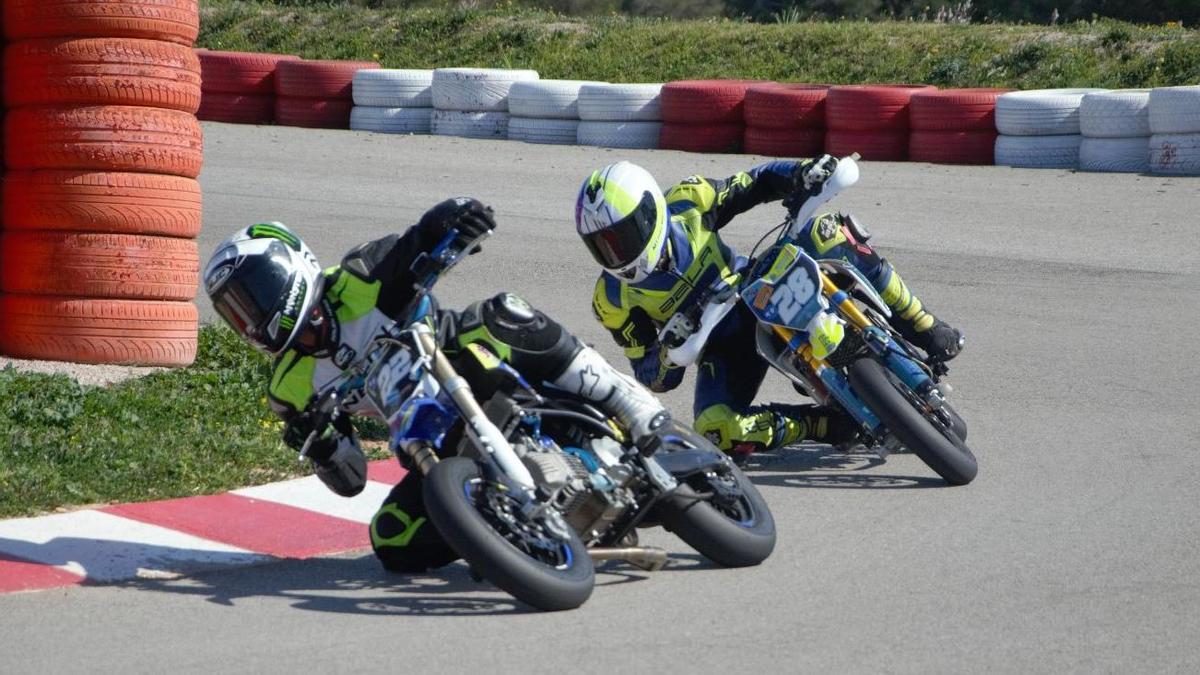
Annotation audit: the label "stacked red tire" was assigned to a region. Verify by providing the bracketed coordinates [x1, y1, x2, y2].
[660, 80, 766, 153]
[275, 59, 379, 129]
[825, 84, 935, 161]
[1, 0, 203, 366]
[909, 89, 1009, 165]
[743, 83, 828, 157]
[198, 50, 299, 124]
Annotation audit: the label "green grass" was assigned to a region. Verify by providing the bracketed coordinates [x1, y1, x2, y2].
[199, 1, 1200, 88]
[0, 325, 387, 519]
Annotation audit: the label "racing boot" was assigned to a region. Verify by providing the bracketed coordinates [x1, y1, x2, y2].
[551, 346, 671, 448]
[695, 403, 859, 465]
[872, 261, 964, 362]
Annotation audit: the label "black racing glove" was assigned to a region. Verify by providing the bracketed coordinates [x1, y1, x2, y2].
[282, 410, 366, 497]
[417, 197, 497, 256]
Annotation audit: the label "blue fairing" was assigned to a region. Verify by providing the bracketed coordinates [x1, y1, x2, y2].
[740, 247, 827, 331]
[390, 396, 454, 450]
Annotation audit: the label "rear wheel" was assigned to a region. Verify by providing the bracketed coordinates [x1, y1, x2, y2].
[847, 357, 978, 485]
[655, 425, 776, 567]
[423, 457, 594, 611]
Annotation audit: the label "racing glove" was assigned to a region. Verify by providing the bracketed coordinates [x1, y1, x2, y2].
[282, 411, 368, 497]
[417, 197, 497, 256]
[630, 346, 685, 393]
[787, 154, 838, 208]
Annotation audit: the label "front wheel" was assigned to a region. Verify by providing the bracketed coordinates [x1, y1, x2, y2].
[654, 426, 777, 567]
[846, 357, 978, 485]
[422, 457, 594, 611]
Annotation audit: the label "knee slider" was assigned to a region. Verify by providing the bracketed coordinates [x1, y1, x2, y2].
[480, 293, 580, 381]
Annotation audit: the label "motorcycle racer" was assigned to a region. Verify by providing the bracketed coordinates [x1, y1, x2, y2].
[203, 198, 670, 574]
[575, 157, 964, 461]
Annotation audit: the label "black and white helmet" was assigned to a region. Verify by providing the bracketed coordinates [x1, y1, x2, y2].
[203, 222, 323, 355]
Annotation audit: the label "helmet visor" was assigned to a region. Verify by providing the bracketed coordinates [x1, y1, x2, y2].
[210, 250, 295, 352]
[581, 190, 659, 271]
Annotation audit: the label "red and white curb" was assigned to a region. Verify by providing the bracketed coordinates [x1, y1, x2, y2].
[0, 460, 406, 595]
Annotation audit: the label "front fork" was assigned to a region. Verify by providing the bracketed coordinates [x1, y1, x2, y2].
[773, 275, 938, 436]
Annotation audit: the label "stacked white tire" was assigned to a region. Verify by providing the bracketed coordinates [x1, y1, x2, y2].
[1148, 86, 1200, 175]
[577, 83, 663, 149]
[995, 88, 1107, 168]
[507, 80, 603, 145]
[431, 68, 539, 140]
[350, 69, 434, 134]
[1078, 90, 1150, 173]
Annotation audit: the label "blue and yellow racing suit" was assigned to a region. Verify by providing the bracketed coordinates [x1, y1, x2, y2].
[591, 160, 935, 454]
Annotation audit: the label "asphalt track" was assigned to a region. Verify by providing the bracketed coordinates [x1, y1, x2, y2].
[4, 123, 1199, 673]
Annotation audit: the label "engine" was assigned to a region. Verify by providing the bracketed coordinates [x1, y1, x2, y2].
[521, 445, 630, 541]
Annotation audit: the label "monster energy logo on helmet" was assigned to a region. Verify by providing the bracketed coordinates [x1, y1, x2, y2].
[249, 223, 303, 250]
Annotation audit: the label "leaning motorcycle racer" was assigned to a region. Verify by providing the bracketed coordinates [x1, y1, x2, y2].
[203, 198, 670, 574]
[575, 157, 964, 461]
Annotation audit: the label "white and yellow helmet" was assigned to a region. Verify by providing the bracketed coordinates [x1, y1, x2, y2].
[575, 161, 668, 283]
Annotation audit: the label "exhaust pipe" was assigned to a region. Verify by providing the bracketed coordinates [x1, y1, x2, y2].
[588, 546, 668, 572]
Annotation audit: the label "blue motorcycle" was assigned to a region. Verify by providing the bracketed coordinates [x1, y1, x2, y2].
[660, 155, 976, 485]
[302, 229, 775, 612]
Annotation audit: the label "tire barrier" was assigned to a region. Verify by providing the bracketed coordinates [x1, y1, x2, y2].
[0, 231, 199, 301]
[5, 105, 204, 177]
[744, 125, 825, 157]
[743, 84, 827, 157]
[350, 69, 433, 135]
[577, 83, 663, 122]
[1079, 136, 1150, 173]
[431, 110, 510, 140]
[576, 83, 662, 148]
[350, 106, 433, 134]
[994, 134, 1083, 169]
[1149, 133, 1200, 175]
[3, 38, 201, 112]
[508, 80, 602, 120]
[507, 80, 600, 146]
[352, 69, 433, 108]
[826, 130, 909, 162]
[660, 80, 764, 153]
[0, 295, 200, 366]
[432, 68, 537, 140]
[908, 130, 999, 165]
[275, 59, 379, 129]
[995, 89, 1106, 169]
[826, 84, 935, 160]
[197, 50, 298, 124]
[1148, 86, 1200, 135]
[660, 121, 744, 154]
[908, 88, 1006, 165]
[508, 117, 580, 145]
[1079, 90, 1150, 173]
[2, 171, 202, 238]
[1148, 87, 1200, 175]
[576, 120, 662, 149]
[2, 0, 200, 46]
[0, 0, 203, 366]
[432, 67, 539, 112]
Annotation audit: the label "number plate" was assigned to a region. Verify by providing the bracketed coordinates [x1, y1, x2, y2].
[741, 244, 827, 330]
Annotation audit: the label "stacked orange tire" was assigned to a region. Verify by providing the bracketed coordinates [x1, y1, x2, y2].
[1, 0, 202, 366]
[743, 83, 828, 157]
[660, 80, 766, 153]
[198, 50, 299, 124]
[825, 84, 936, 161]
[908, 88, 1009, 165]
[275, 59, 379, 129]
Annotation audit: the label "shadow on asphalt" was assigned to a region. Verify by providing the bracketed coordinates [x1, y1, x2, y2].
[740, 443, 949, 489]
[113, 551, 660, 617]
